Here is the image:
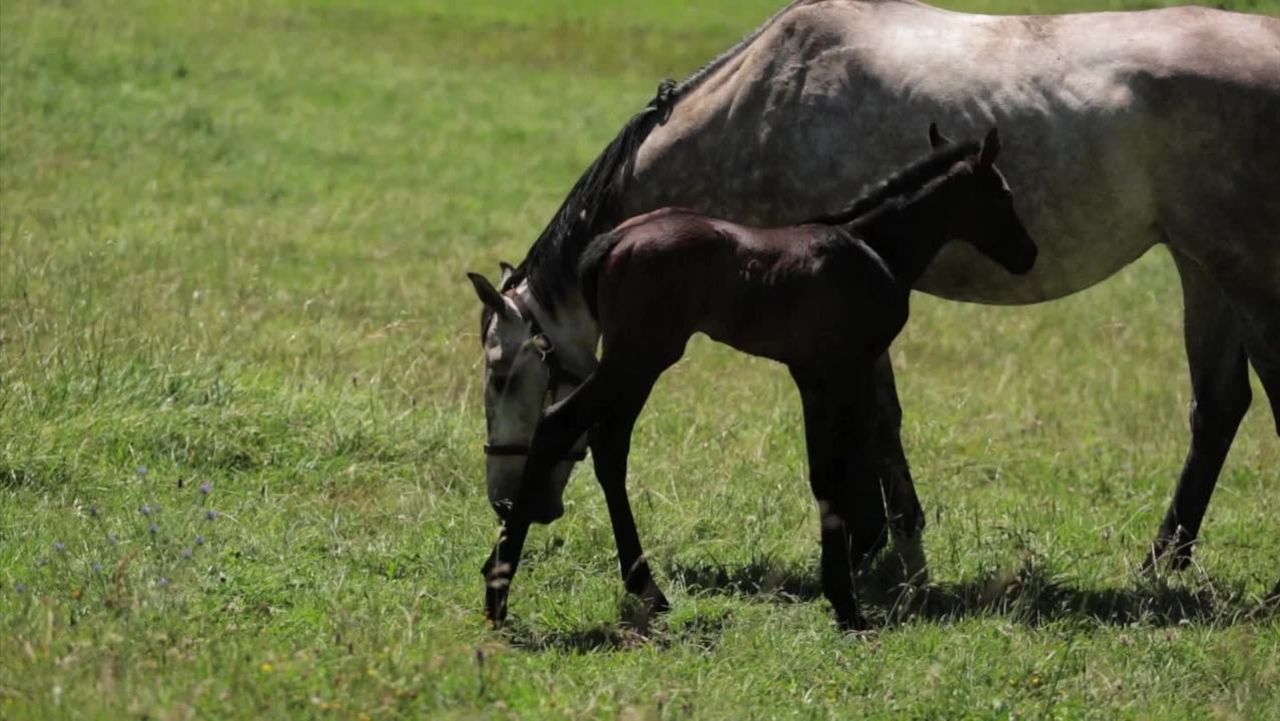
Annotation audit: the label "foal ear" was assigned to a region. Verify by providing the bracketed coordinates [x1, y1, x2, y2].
[979, 127, 1002, 167]
[928, 122, 953, 149]
[467, 272, 510, 317]
[499, 262, 516, 285]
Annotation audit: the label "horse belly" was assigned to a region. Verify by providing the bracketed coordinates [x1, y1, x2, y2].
[624, 2, 1278, 305]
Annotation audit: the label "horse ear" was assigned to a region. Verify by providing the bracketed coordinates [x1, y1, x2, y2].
[979, 127, 1002, 167]
[928, 123, 952, 149]
[467, 272, 509, 317]
[499, 262, 516, 284]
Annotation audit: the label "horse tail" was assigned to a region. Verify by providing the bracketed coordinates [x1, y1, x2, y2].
[577, 230, 625, 320]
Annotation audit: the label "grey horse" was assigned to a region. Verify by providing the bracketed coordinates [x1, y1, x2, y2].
[468, 0, 1279, 622]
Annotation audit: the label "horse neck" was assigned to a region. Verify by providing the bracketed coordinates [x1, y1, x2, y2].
[519, 279, 601, 372]
[847, 175, 966, 288]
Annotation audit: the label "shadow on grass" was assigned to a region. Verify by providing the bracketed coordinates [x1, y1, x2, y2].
[666, 554, 1279, 629]
[502, 608, 730, 653]
[498, 558, 1276, 653]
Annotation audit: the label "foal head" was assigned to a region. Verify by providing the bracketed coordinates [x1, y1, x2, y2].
[930, 124, 1038, 275]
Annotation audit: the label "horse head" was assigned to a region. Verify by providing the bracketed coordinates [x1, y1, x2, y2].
[467, 267, 590, 525]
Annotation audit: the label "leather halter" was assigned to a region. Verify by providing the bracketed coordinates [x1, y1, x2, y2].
[482, 293, 589, 462]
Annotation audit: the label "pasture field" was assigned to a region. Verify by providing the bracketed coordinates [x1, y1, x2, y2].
[2, 0, 1279, 718]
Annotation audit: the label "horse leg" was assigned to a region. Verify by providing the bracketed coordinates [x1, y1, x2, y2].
[792, 368, 867, 632]
[482, 371, 613, 624]
[1229, 296, 1280, 437]
[1147, 250, 1252, 570]
[589, 366, 671, 615]
[871, 352, 928, 584]
[482, 519, 529, 626]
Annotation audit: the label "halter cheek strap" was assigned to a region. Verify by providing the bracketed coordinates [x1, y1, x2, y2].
[482, 293, 590, 463]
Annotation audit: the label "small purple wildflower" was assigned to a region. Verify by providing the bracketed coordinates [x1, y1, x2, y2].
[205, 510, 220, 522]
[14, 583, 26, 594]
[182, 548, 194, 560]
[195, 535, 206, 546]
[52, 541, 67, 555]
[88, 505, 100, 519]
[140, 504, 154, 517]
[92, 562, 104, 574]
[199, 481, 213, 496]
[157, 576, 170, 588]
[137, 466, 149, 478]
[108, 533, 119, 546]
[148, 522, 159, 536]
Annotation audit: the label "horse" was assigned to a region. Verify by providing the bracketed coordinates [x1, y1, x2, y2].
[474, 126, 1037, 629]
[468, 0, 1280, 617]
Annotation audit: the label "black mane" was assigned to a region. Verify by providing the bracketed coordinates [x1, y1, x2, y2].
[802, 140, 981, 230]
[504, 2, 810, 310]
[504, 89, 670, 307]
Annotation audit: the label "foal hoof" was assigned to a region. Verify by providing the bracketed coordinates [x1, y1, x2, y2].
[1142, 535, 1194, 574]
[621, 588, 670, 631]
[836, 612, 872, 636]
[485, 571, 512, 628]
[641, 583, 672, 615]
[891, 534, 930, 587]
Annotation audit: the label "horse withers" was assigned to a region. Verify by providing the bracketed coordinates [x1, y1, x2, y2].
[481, 126, 1036, 631]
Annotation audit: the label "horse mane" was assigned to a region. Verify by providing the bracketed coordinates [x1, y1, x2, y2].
[803, 140, 981, 229]
[504, 94, 668, 307]
[505, 2, 811, 310]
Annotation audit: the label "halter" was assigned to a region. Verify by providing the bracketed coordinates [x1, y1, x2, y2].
[482, 292, 589, 462]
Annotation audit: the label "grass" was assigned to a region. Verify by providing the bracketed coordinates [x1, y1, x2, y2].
[2, 0, 1278, 718]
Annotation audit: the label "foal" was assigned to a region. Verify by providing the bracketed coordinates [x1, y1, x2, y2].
[490, 126, 1037, 631]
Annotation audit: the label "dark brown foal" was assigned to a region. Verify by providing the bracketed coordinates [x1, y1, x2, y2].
[490, 126, 1036, 631]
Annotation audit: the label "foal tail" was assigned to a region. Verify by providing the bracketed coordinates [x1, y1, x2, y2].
[577, 230, 625, 320]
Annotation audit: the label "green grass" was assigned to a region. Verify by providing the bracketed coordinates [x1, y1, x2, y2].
[2, 0, 1278, 718]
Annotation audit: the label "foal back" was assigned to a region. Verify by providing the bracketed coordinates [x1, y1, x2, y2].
[585, 208, 902, 366]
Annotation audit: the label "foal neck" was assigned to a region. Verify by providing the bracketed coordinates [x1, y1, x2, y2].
[847, 173, 967, 289]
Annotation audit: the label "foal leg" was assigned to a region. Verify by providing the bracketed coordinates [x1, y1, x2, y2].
[522, 372, 611, 494]
[1148, 250, 1252, 570]
[589, 367, 671, 614]
[871, 352, 928, 584]
[831, 367, 889, 573]
[793, 368, 867, 632]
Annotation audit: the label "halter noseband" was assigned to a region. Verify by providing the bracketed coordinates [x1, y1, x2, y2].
[482, 293, 589, 463]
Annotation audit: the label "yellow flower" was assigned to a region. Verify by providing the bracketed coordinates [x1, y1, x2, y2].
[260, 662, 274, 673]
